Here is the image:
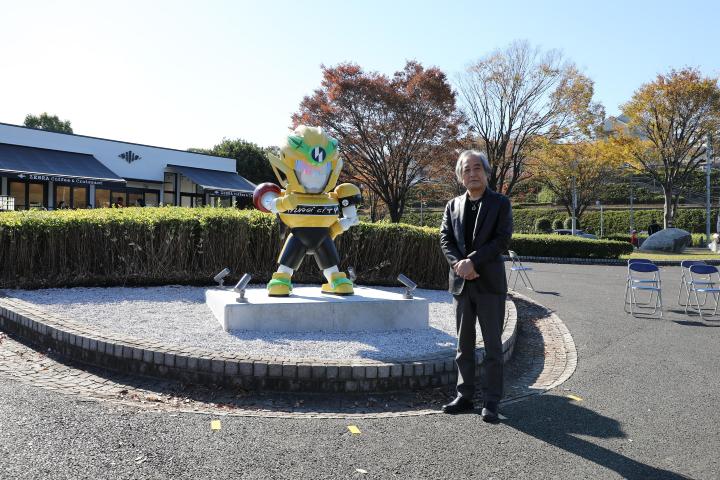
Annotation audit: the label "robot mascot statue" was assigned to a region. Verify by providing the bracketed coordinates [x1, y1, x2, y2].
[253, 125, 361, 297]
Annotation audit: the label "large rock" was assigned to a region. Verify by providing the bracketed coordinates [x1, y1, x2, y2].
[639, 228, 692, 253]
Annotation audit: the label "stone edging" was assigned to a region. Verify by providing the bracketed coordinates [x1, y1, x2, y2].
[0, 294, 517, 393]
[502, 290, 578, 402]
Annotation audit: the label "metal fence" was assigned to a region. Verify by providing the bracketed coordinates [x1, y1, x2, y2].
[0, 196, 15, 211]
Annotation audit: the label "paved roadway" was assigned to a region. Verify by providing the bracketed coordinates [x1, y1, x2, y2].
[1, 263, 718, 479]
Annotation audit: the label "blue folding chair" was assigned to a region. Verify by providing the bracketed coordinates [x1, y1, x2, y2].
[508, 250, 534, 291]
[685, 264, 720, 321]
[677, 260, 709, 307]
[625, 259, 656, 309]
[625, 262, 663, 317]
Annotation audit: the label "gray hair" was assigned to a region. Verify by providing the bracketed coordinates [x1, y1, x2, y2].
[455, 150, 491, 182]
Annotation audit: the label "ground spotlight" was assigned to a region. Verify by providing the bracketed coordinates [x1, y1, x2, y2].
[397, 273, 417, 299]
[348, 266, 357, 282]
[234, 273, 252, 303]
[213, 267, 231, 287]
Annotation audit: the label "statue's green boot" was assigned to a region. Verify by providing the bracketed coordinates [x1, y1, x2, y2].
[267, 272, 292, 297]
[321, 272, 354, 296]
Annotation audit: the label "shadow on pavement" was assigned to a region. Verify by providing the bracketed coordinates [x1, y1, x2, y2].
[504, 395, 690, 480]
[672, 320, 720, 327]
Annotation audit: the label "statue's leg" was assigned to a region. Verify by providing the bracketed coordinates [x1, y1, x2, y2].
[268, 233, 305, 296]
[314, 235, 354, 296]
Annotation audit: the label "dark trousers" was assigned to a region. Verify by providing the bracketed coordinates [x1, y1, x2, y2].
[278, 227, 340, 270]
[453, 282, 505, 402]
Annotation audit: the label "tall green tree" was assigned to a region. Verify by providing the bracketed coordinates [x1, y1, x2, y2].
[24, 112, 73, 133]
[531, 138, 627, 222]
[189, 139, 276, 185]
[612, 68, 720, 228]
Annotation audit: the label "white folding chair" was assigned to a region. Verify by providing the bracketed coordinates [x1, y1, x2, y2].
[508, 250, 534, 291]
[685, 264, 720, 321]
[677, 260, 709, 307]
[625, 262, 663, 317]
[624, 259, 656, 308]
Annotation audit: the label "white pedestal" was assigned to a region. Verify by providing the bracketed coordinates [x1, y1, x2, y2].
[205, 286, 429, 332]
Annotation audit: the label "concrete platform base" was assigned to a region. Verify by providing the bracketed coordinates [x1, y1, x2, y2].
[205, 286, 429, 332]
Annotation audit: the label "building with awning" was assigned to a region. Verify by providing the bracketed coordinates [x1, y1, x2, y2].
[0, 122, 256, 210]
[165, 164, 255, 200]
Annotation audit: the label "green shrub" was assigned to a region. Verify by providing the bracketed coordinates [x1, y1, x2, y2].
[605, 233, 634, 243]
[534, 217, 552, 233]
[563, 217, 574, 229]
[536, 187, 556, 204]
[512, 206, 717, 235]
[692, 233, 707, 247]
[510, 234, 632, 259]
[0, 208, 635, 290]
[401, 206, 720, 236]
[0, 208, 450, 290]
[399, 211, 444, 228]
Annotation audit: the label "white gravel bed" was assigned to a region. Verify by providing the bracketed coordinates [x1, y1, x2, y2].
[6, 285, 459, 361]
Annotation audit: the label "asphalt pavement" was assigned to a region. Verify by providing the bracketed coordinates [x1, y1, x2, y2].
[1, 263, 718, 479]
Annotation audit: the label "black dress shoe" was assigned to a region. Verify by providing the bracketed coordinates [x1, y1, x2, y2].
[481, 401, 499, 423]
[442, 396, 474, 414]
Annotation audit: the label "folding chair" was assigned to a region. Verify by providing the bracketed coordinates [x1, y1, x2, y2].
[685, 264, 720, 321]
[507, 250, 534, 291]
[624, 259, 656, 309]
[677, 260, 709, 307]
[625, 262, 663, 317]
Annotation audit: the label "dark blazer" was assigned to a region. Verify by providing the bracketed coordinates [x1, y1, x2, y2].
[440, 189, 513, 295]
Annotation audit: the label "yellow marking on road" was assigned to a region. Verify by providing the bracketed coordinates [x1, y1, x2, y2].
[566, 394, 583, 402]
[211, 419, 222, 430]
[347, 425, 361, 434]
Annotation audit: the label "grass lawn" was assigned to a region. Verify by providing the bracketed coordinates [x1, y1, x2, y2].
[621, 248, 720, 261]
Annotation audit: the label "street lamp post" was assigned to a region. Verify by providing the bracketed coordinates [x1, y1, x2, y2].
[716, 183, 720, 234]
[622, 163, 635, 232]
[570, 159, 579, 235]
[705, 134, 714, 242]
[629, 174, 635, 232]
[596, 200, 603, 238]
[571, 175, 578, 235]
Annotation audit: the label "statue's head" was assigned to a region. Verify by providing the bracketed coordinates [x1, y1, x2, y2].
[270, 125, 342, 193]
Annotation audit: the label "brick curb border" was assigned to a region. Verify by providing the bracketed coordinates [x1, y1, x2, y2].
[502, 290, 578, 404]
[0, 294, 517, 393]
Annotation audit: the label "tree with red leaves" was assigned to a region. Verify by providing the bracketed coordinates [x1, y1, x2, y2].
[293, 61, 462, 223]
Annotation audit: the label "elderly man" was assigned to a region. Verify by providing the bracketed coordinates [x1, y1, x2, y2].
[439, 150, 513, 422]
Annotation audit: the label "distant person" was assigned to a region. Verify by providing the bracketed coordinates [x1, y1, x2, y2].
[648, 218, 661, 235]
[709, 233, 720, 253]
[630, 230, 639, 248]
[56, 201, 66, 210]
[135, 198, 146, 207]
[115, 197, 125, 208]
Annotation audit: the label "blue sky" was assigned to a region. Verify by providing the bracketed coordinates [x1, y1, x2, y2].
[0, 0, 717, 150]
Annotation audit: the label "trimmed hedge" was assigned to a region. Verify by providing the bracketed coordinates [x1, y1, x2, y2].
[403, 207, 720, 235]
[0, 208, 632, 290]
[0, 208, 446, 290]
[509, 234, 632, 259]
